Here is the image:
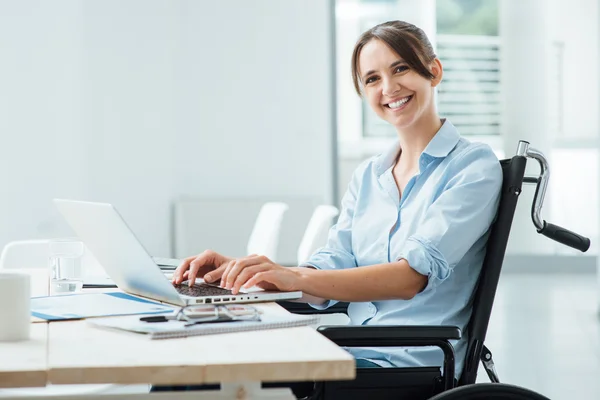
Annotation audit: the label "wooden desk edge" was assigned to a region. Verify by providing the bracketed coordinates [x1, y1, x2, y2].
[0, 370, 47, 388]
[47, 358, 356, 386]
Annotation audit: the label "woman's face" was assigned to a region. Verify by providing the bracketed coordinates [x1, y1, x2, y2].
[358, 39, 442, 131]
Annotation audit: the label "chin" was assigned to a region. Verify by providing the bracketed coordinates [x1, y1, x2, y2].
[389, 116, 417, 130]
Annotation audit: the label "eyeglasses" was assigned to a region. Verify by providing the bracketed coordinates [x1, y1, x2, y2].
[141, 304, 261, 327]
[175, 304, 261, 326]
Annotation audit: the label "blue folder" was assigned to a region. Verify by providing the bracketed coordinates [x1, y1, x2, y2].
[31, 292, 176, 321]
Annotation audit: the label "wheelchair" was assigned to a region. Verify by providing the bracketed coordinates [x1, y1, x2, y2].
[279, 140, 591, 400]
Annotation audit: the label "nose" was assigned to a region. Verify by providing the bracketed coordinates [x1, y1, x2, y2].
[382, 76, 401, 97]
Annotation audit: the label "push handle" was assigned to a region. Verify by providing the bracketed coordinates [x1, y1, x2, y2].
[537, 221, 591, 252]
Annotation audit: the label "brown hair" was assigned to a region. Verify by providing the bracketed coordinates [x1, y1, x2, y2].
[351, 20, 437, 95]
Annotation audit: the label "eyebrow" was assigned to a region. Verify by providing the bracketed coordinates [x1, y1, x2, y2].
[362, 60, 405, 82]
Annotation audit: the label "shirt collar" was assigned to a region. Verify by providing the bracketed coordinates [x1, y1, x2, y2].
[422, 119, 461, 158]
[375, 119, 461, 176]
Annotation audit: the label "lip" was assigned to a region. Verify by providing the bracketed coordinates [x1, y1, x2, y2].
[383, 95, 411, 107]
[384, 95, 413, 111]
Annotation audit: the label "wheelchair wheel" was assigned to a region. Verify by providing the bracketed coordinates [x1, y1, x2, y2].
[428, 383, 551, 400]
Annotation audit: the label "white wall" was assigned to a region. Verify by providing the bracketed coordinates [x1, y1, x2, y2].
[0, 0, 335, 257]
[551, 0, 599, 142]
[501, 0, 599, 256]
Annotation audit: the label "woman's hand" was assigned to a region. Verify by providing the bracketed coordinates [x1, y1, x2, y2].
[221, 255, 303, 294]
[171, 250, 233, 286]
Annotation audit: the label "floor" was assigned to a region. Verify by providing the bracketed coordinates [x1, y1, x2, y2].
[318, 272, 600, 400]
[474, 272, 600, 400]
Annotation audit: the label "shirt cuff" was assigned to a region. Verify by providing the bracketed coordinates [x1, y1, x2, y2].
[396, 235, 451, 292]
[298, 262, 339, 310]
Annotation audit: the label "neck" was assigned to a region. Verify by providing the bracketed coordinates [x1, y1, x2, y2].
[394, 109, 442, 164]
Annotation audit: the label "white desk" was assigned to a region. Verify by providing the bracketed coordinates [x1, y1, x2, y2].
[0, 270, 355, 399]
[0, 324, 47, 388]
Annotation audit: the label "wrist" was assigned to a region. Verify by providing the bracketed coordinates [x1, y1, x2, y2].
[293, 266, 316, 292]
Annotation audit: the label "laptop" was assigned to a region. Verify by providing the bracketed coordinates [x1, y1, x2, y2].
[53, 199, 303, 306]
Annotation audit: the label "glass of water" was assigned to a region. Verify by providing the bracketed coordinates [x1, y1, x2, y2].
[48, 239, 85, 295]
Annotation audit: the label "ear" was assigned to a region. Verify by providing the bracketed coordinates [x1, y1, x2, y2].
[430, 58, 443, 87]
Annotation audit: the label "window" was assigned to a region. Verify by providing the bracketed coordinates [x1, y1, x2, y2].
[336, 0, 501, 155]
[436, 35, 500, 136]
[437, 0, 498, 36]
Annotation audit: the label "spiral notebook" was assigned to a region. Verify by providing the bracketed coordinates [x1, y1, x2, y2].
[88, 309, 319, 340]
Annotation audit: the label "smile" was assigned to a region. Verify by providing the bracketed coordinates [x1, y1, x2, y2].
[385, 95, 412, 110]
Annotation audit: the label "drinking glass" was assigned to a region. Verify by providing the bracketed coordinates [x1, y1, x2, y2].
[48, 239, 85, 295]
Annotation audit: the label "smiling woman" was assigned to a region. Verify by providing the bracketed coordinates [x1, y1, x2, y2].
[351, 21, 437, 92]
[166, 19, 503, 398]
[351, 21, 443, 146]
[172, 17, 503, 370]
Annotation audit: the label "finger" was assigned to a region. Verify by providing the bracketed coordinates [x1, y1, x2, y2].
[220, 259, 236, 289]
[222, 256, 254, 288]
[172, 256, 195, 284]
[232, 264, 270, 294]
[244, 271, 273, 289]
[172, 256, 191, 283]
[224, 255, 264, 290]
[204, 263, 228, 283]
[188, 253, 212, 287]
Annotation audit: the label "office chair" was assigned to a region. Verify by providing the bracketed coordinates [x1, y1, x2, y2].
[246, 201, 290, 262]
[279, 140, 590, 400]
[297, 205, 339, 265]
[0, 239, 104, 276]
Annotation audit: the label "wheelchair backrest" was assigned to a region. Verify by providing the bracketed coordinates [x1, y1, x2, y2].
[459, 155, 527, 386]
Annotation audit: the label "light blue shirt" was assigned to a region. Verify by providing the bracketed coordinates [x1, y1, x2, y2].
[304, 119, 502, 377]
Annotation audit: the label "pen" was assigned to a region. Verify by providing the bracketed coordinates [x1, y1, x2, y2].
[140, 315, 169, 323]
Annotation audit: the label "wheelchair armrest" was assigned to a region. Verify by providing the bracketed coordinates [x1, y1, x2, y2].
[317, 325, 461, 347]
[277, 301, 349, 315]
[318, 325, 461, 392]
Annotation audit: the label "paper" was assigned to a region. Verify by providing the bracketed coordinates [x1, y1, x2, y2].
[89, 306, 318, 339]
[31, 292, 176, 321]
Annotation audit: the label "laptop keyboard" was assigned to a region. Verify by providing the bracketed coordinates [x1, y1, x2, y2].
[173, 282, 234, 297]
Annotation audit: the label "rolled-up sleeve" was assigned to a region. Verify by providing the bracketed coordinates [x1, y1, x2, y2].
[396, 145, 503, 292]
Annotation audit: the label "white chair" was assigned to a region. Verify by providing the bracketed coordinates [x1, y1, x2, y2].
[295, 206, 349, 327]
[297, 205, 339, 265]
[246, 202, 289, 261]
[0, 239, 148, 397]
[0, 239, 53, 270]
[0, 239, 105, 276]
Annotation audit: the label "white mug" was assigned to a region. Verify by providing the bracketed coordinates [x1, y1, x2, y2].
[0, 272, 30, 341]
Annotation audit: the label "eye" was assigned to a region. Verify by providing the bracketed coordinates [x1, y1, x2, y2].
[394, 65, 409, 73]
[365, 75, 379, 85]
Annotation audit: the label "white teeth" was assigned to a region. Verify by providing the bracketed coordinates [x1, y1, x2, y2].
[388, 96, 410, 109]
